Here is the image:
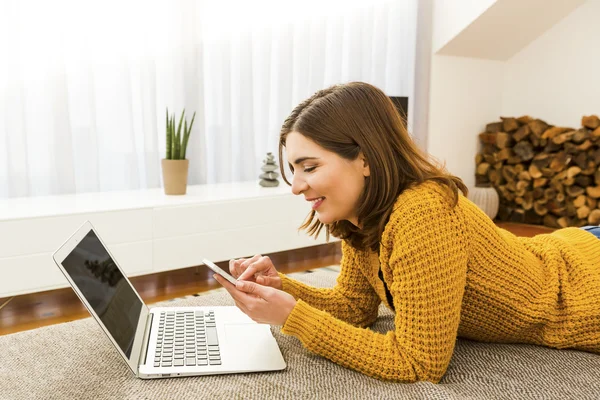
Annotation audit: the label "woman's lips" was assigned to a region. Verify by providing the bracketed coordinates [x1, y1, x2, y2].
[311, 197, 325, 210]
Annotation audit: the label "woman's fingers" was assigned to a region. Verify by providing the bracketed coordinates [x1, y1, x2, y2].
[239, 254, 261, 273]
[228, 259, 237, 277]
[229, 257, 253, 278]
[230, 259, 244, 277]
[239, 256, 271, 281]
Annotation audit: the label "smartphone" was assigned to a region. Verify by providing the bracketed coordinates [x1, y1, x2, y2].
[202, 258, 237, 285]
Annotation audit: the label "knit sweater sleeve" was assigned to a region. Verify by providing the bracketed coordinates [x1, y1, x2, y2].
[281, 188, 469, 382]
[278, 241, 381, 328]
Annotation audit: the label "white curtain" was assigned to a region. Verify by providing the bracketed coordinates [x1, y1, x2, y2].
[0, 0, 417, 199]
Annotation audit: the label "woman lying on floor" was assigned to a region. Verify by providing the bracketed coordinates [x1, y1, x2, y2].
[213, 81, 600, 383]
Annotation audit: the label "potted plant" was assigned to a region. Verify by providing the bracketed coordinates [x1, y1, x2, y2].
[162, 108, 196, 195]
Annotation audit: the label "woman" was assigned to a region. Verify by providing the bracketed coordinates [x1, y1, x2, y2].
[213, 82, 600, 383]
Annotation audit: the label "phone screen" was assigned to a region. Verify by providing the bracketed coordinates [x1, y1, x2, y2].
[202, 259, 237, 285]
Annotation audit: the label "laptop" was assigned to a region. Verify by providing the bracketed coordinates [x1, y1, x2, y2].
[52, 220, 286, 379]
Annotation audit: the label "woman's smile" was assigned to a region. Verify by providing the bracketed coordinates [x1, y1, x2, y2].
[310, 197, 325, 210]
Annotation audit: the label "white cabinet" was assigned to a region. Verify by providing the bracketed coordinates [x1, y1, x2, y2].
[0, 182, 333, 297]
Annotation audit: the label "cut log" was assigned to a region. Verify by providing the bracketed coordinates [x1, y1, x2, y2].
[523, 192, 534, 210]
[544, 188, 557, 202]
[581, 161, 597, 176]
[507, 155, 523, 165]
[592, 148, 600, 165]
[552, 130, 576, 145]
[566, 185, 585, 197]
[479, 133, 498, 145]
[532, 188, 544, 201]
[513, 125, 531, 142]
[589, 209, 600, 225]
[534, 201, 548, 216]
[501, 117, 520, 132]
[486, 122, 503, 133]
[577, 205, 591, 219]
[573, 195, 587, 208]
[541, 126, 571, 139]
[566, 203, 577, 218]
[528, 119, 550, 137]
[566, 166, 582, 179]
[575, 175, 592, 187]
[571, 128, 590, 144]
[549, 152, 572, 172]
[573, 152, 587, 169]
[533, 178, 547, 188]
[489, 169, 501, 186]
[495, 148, 512, 162]
[513, 141, 534, 161]
[576, 139, 593, 151]
[515, 180, 529, 197]
[502, 165, 517, 182]
[563, 142, 579, 155]
[544, 141, 563, 153]
[496, 132, 514, 148]
[518, 171, 532, 181]
[476, 163, 490, 175]
[557, 216, 570, 228]
[541, 167, 556, 178]
[581, 115, 600, 129]
[532, 153, 551, 168]
[586, 186, 600, 199]
[529, 164, 543, 179]
[516, 115, 533, 124]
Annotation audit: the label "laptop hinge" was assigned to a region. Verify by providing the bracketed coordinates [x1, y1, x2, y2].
[138, 312, 154, 370]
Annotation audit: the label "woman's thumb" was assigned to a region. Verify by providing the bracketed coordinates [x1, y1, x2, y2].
[235, 280, 264, 296]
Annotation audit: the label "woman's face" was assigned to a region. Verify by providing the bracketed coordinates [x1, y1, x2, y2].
[285, 131, 370, 227]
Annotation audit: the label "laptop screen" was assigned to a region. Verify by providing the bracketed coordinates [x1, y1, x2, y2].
[61, 229, 143, 358]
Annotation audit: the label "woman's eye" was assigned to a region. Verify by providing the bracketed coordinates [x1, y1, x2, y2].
[303, 166, 316, 173]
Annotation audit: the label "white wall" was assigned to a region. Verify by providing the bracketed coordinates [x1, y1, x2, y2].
[432, 0, 497, 53]
[436, 0, 586, 61]
[427, 55, 504, 187]
[502, 0, 600, 127]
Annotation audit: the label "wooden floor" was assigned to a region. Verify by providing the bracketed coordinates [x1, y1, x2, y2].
[0, 221, 553, 336]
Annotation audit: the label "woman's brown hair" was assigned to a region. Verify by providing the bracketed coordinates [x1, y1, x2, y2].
[278, 82, 468, 252]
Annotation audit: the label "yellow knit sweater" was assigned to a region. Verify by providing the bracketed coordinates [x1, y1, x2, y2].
[279, 181, 600, 383]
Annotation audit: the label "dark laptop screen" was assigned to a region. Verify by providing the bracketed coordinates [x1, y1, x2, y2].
[61, 229, 143, 358]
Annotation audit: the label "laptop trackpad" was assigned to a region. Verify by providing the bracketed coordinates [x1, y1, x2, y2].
[224, 323, 286, 370]
[224, 323, 275, 350]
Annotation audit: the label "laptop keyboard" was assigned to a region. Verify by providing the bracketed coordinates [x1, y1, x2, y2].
[153, 310, 221, 368]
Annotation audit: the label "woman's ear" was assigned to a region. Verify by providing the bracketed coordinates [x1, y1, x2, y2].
[359, 152, 370, 177]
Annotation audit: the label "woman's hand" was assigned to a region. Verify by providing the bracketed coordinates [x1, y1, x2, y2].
[213, 274, 296, 326]
[229, 255, 282, 290]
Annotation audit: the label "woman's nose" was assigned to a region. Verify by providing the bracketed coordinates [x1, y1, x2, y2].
[291, 175, 308, 195]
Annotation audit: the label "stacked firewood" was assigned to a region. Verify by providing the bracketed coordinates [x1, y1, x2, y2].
[476, 115, 600, 228]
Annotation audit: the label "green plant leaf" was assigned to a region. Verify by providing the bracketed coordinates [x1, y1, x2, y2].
[181, 111, 195, 160]
[171, 116, 177, 159]
[166, 108, 172, 160]
[175, 110, 185, 160]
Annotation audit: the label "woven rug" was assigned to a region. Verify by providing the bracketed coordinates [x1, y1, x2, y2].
[1, 267, 599, 400]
